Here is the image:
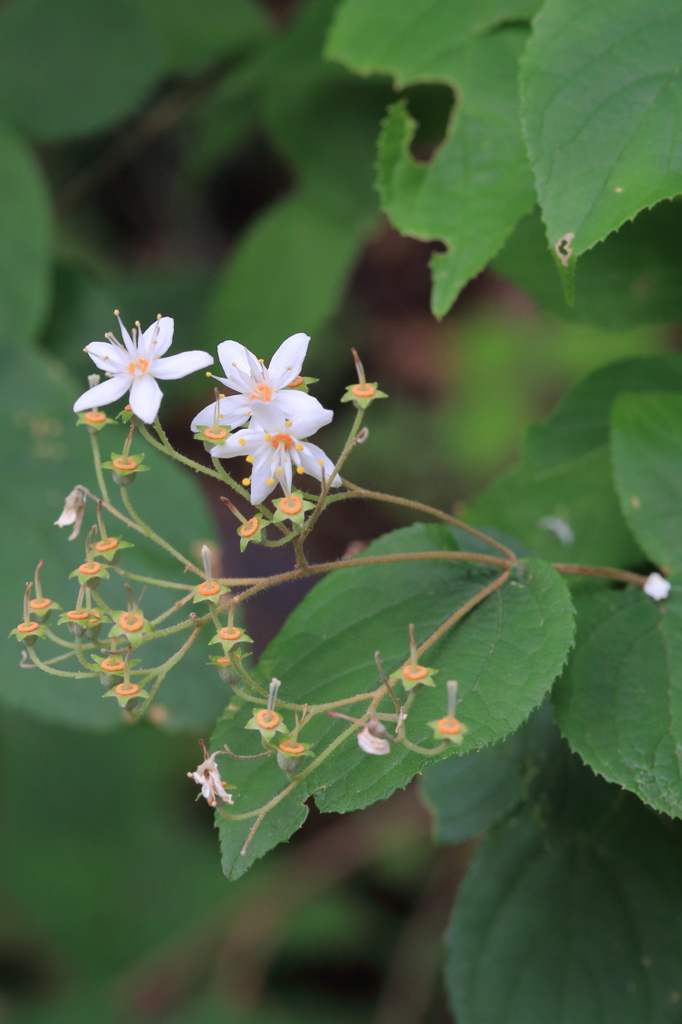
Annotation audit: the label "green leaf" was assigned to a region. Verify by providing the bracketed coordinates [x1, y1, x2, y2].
[263, 0, 392, 217]
[327, 2, 537, 316]
[206, 190, 373, 358]
[493, 203, 682, 329]
[520, 0, 682, 266]
[421, 702, 559, 844]
[0, 0, 163, 141]
[466, 448, 641, 567]
[612, 392, 682, 572]
[555, 585, 682, 819]
[467, 354, 682, 567]
[0, 122, 51, 347]
[526, 354, 682, 471]
[212, 524, 574, 877]
[1, 343, 225, 732]
[133, 0, 268, 72]
[447, 756, 682, 1024]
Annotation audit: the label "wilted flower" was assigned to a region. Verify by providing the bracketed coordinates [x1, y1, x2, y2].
[191, 333, 327, 433]
[54, 485, 87, 540]
[643, 572, 671, 601]
[74, 314, 213, 424]
[187, 745, 234, 807]
[357, 719, 391, 756]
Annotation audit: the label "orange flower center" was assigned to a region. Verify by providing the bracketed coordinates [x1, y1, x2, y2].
[219, 627, 242, 642]
[437, 716, 462, 736]
[204, 427, 228, 441]
[287, 376, 304, 388]
[118, 611, 144, 632]
[198, 581, 221, 596]
[278, 740, 305, 756]
[127, 357, 149, 376]
[402, 664, 428, 681]
[17, 621, 39, 633]
[115, 682, 140, 697]
[100, 657, 125, 673]
[270, 432, 293, 451]
[112, 456, 138, 472]
[84, 410, 107, 423]
[79, 561, 102, 575]
[239, 517, 259, 538]
[95, 538, 119, 552]
[66, 610, 89, 621]
[250, 383, 273, 402]
[29, 597, 51, 611]
[352, 383, 376, 398]
[256, 709, 281, 730]
[215, 657, 230, 665]
[278, 495, 303, 516]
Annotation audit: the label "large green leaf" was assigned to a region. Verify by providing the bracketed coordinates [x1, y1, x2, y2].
[526, 354, 682, 471]
[0, 0, 163, 140]
[612, 392, 682, 573]
[133, 0, 268, 72]
[447, 756, 682, 1024]
[521, 0, 682, 266]
[206, 191, 372, 358]
[2, 343, 225, 732]
[467, 355, 682, 567]
[212, 523, 574, 878]
[0, 122, 51, 347]
[493, 204, 682, 329]
[466, 448, 641, 567]
[327, 1, 537, 316]
[555, 585, 682, 818]
[421, 702, 559, 843]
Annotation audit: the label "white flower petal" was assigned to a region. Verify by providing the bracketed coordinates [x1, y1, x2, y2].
[130, 374, 163, 423]
[268, 332, 310, 388]
[210, 426, 267, 458]
[251, 454, 277, 504]
[73, 374, 131, 413]
[250, 401, 287, 434]
[152, 350, 213, 380]
[285, 396, 334, 437]
[191, 394, 251, 432]
[84, 341, 129, 374]
[217, 340, 252, 379]
[139, 316, 174, 359]
[298, 442, 340, 486]
[116, 315, 136, 356]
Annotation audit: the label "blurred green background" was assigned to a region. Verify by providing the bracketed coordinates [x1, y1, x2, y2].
[0, 0, 677, 1021]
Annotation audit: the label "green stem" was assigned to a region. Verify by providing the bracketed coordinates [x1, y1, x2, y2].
[120, 486, 202, 576]
[133, 625, 204, 718]
[89, 430, 110, 504]
[301, 407, 364, 540]
[27, 647, 96, 679]
[113, 566, 193, 591]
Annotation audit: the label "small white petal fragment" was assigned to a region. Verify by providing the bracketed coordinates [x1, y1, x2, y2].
[187, 752, 234, 807]
[538, 515, 575, 546]
[357, 726, 391, 756]
[54, 485, 87, 540]
[643, 572, 671, 602]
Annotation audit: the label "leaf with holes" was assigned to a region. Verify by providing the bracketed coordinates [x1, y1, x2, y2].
[521, 0, 682, 268]
[212, 523, 574, 878]
[327, 0, 538, 316]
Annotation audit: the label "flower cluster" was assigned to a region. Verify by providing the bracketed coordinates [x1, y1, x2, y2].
[74, 318, 340, 506]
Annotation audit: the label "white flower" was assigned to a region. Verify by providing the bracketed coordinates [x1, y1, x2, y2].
[191, 332, 325, 433]
[74, 314, 213, 424]
[210, 400, 340, 505]
[643, 572, 671, 601]
[187, 751, 234, 808]
[357, 726, 391, 756]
